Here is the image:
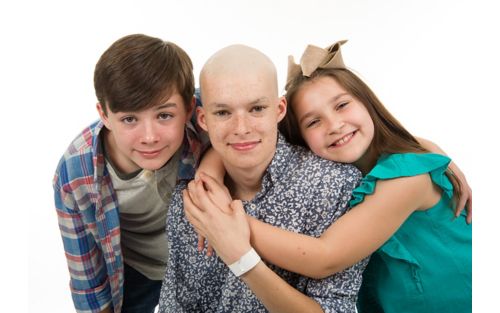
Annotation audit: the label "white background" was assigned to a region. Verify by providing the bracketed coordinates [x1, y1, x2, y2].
[0, 0, 496, 312]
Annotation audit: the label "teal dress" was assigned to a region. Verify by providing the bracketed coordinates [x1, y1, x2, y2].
[353, 153, 472, 313]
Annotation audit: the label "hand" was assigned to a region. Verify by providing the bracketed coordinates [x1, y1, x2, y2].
[187, 172, 232, 213]
[448, 161, 472, 224]
[183, 181, 251, 265]
[185, 173, 234, 255]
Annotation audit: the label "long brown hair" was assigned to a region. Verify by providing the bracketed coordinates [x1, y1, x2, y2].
[280, 68, 461, 198]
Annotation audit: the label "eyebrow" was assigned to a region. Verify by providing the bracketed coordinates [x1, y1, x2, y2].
[209, 97, 269, 108]
[298, 93, 350, 125]
[156, 102, 178, 110]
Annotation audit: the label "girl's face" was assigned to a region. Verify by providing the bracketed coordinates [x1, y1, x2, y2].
[292, 76, 374, 167]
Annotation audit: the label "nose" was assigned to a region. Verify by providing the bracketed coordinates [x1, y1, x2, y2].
[326, 115, 344, 135]
[140, 121, 160, 144]
[233, 113, 251, 136]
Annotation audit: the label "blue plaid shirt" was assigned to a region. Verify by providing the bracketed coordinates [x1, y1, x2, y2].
[53, 119, 203, 313]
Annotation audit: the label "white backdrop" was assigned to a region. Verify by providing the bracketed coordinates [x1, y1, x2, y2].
[1, 0, 496, 312]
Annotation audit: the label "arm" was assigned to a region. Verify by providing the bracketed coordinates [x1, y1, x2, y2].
[183, 180, 323, 313]
[196, 148, 225, 185]
[417, 137, 472, 222]
[53, 175, 113, 312]
[248, 174, 434, 279]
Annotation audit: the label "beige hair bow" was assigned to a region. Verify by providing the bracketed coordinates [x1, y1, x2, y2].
[286, 40, 347, 88]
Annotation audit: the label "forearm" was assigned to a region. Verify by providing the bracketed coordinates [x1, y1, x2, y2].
[241, 262, 323, 313]
[248, 177, 424, 279]
[249, 217, 336, 279]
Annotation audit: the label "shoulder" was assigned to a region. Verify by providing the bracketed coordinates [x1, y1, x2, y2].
[54, 121, 104, 188]
[60, 121, 103, 160]
[351, 164, 436, 210]
[298, 149, 362, 184]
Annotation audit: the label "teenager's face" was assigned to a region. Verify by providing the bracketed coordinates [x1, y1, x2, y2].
[98, 91, 193, 173]
[198, 72, 286, 173]
[292, 76, 374, 165]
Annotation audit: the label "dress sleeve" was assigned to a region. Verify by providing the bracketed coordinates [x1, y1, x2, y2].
[350, 153, 453, 208]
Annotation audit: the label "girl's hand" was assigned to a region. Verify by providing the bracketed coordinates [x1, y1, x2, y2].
[448, 161, 472, 224]
[187, 172, 232, 213]
[183, 179, 251, 265]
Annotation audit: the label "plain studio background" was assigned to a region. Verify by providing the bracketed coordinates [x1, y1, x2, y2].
[1, 0, 496, 312]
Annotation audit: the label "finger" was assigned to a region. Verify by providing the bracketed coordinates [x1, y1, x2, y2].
[187, 180, 202, 208]
[183, 190, 204, 222]
[207, 243, 214, 257]
[199, 172, 231, 196]
[455, 194, 466, 218]
[197, 234, 205, 252]
[192, 177, 219, 211]
[198, 173, 233, 212]
[466, 192, 472, 224]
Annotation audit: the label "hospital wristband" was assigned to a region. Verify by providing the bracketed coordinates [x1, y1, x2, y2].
[228, 248, 261, 277]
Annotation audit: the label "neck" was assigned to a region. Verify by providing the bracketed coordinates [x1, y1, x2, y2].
[354, 147, 378, 176]
[224, 165, 267, 201]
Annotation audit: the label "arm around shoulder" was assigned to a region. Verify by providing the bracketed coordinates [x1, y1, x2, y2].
[249, 174, 431, 279]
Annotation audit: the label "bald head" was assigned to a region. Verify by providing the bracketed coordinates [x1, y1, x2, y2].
[200, 44, 278, 98]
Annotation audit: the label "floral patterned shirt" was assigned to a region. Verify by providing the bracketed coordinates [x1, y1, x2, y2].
[159, 134, 368, 313]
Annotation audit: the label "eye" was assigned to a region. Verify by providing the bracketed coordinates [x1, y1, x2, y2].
[305, 119, 320, 128]
[336, 102, 349, 110]
[214, 110, 230, 117]
[158, 112, 173, 120]
[250, 105, 267, 113]
[121, 116, 136, 124]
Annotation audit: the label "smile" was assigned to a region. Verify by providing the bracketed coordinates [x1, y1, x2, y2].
[330, 131, 356, 148]
[229, 140, 261, 151]
[137, 149, 162, 158]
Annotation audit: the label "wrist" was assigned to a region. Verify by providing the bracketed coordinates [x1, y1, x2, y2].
[228, 247, 261, 277]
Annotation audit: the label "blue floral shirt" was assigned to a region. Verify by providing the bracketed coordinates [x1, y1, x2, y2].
[159, 134, 368, 313]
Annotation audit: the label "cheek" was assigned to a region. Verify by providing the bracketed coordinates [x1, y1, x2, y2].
[302, 130, 322, 153]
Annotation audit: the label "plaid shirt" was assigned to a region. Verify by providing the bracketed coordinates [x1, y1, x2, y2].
[53, 119, 203, 313]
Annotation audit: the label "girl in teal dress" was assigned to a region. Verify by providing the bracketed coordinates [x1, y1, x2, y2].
[184, 41, 472, 313]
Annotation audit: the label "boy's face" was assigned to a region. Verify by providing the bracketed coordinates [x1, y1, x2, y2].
[98, 91, 194, 173]
[198, 71, 286, 174]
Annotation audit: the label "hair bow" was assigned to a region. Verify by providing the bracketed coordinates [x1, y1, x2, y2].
[286, 40, 348, 88]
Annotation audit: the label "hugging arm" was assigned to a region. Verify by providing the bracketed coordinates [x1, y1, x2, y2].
[184, 176, 325, 313]
[417, 137, 472, 223]
[244, 175, 431, 279]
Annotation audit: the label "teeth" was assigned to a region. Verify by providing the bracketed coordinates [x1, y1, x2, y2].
[334, 133, 353, 146]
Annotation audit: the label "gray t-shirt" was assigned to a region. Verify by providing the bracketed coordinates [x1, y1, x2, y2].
[106, 148, 181, 280]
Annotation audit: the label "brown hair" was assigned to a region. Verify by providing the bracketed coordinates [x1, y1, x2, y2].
[94, 34, 194, 115]
[280, 68, 461, 197]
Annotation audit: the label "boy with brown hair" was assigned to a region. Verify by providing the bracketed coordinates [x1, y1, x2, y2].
[53, 34, 204, 313]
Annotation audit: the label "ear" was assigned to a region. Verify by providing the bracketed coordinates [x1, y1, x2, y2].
[276, 96, 287, 123]
[196, 106, 209, 132]
[96, 102, 111, 129]
[185, 96, 196, 123]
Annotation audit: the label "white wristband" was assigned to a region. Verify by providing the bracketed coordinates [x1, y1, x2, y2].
[228, 248, 261, 277]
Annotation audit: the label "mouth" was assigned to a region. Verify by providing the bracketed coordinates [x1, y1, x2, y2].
[329, 131, 356, 148]
[229, 140, 262, 151]
[137, 149, 162, 158]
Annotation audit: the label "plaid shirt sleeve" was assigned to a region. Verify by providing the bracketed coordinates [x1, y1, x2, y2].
[53, 157, 113, 313]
